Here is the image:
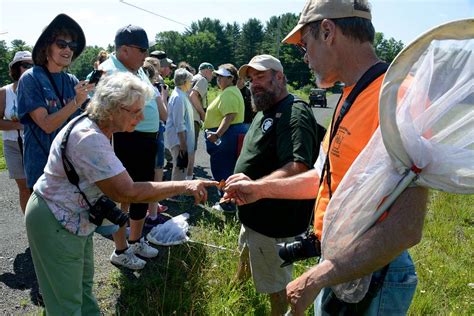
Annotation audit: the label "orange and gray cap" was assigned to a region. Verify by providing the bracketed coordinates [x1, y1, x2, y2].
[282, 0, 372, 44]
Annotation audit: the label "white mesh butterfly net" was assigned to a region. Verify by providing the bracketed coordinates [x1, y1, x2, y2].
[320, 19, 474, 303]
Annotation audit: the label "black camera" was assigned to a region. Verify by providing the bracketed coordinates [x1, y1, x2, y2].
[278, 233, 321, 267]
[154, 82, 166, 93]
[88, 70, 103, 85]
[88, 196, 129, 227]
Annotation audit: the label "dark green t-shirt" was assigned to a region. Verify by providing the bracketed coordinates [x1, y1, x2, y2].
[235, 94, 320, 238]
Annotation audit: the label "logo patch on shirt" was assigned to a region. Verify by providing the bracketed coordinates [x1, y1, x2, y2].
[261, 118, 273, 133]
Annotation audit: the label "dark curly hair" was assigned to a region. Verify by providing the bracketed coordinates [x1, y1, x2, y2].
[9, 62, 23, 81]
[34, 28, 79, 66]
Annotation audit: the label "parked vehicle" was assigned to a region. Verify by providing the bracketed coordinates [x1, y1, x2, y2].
[309, 88, 327, 107]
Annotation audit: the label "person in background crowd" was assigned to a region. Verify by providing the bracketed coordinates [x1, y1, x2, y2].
[224, 0, 429, 314]
[25, 71, 216, 315]
[188, 62, 214, 180]
[165, 68, 195, 181]
[145, 56, 168, 105]
[178, 61, 196, 75]
[150, 50, 173, 167]
[142, 61, 169, 226]
[93, 50, 109, 70]
[203, 63, 247, 212]
[151, 50, 176, 80]
[0, 51, 33, 212]
[99, 24, 160, 269]
[228, 54, 320, 315]
[237, 76, 254, 128]
[17, 14, 92, 190]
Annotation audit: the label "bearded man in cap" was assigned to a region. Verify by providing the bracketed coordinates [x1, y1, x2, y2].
[224, 0, 428, 315]
[99, 24, 160, 270]
[225, 54, 320, 315]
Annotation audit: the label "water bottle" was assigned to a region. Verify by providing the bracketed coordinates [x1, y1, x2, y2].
[205, 129, 221, 145]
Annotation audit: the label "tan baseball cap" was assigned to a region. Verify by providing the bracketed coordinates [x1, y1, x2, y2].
[282, 0, 372, 44]
[238, 54, 284, 78]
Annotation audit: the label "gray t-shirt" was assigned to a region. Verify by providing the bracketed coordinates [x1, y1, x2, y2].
[190, 73, 209, 122]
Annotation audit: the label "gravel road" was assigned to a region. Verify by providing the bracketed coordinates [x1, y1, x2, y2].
[0, 94, 338, 314]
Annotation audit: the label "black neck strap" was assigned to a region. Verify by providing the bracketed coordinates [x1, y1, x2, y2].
[60, 113, 93, 208]
[320, 62, 389, 199]
[42, 66, 66, 108]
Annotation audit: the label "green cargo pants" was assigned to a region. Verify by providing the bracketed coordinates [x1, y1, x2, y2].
[25, 192, 100, 315]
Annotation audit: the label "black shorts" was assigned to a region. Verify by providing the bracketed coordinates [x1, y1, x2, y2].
[113, 131, 157, 219]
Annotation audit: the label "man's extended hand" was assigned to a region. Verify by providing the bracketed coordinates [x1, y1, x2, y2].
[223, 173, 262, 205]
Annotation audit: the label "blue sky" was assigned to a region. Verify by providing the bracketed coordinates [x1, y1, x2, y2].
[1, 0, 473, 48]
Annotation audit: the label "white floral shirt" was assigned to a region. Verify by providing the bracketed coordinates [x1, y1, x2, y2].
[34, 117, 125, 236]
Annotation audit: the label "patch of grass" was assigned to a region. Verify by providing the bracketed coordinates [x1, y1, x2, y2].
[408, 191, 474, 315]
[0, 135, 6, 171]
[95, 192, 473, 315]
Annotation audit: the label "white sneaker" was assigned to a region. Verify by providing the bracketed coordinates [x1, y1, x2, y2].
[130, 237, 159, 258]
[110, 247, 146, 270]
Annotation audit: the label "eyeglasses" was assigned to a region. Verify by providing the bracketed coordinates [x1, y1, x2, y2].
[296, 44, 307, 56]
[121, 106, 143, 118]
[127, 45, 148, 54]
[20, 63, 33, 69]
[55, 39, 78, 51]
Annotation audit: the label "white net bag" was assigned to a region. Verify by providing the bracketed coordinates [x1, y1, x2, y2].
[147, 213, 190, 246]
[321, 19, 474, 303]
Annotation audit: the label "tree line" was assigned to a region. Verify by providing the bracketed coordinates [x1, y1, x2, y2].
[0, 14, 404, 88]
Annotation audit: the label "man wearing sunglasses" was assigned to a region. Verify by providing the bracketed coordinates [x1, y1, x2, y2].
[99, 25, 161, 270]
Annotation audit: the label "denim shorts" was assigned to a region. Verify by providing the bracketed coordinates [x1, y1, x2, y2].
[315, 251, 418, 315]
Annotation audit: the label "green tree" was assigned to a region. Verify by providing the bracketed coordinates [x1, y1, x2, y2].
[153, 31, 185, 63]
[374, 32, 404, 63]
[236, 18, 264, 66]
[182, 31, 217, 68]
[186, 18, 230, 67]
[224, 22, 240, 63]
[0, 40, 10, 86]
[69, 46, 105, 80]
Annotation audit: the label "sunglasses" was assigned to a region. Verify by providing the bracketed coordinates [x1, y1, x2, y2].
[127, 45, 148, 54]
[20, 63, 33, 69]
[55, 39, 78, 51]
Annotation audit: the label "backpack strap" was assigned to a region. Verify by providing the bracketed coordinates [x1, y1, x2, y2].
[321, 62, 389, 198]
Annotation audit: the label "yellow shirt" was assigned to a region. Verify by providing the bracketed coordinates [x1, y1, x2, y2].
[203, 85, 244, 129]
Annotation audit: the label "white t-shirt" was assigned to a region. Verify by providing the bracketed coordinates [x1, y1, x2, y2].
[2, 83, 23, 141]
[34, 117, 125, 236]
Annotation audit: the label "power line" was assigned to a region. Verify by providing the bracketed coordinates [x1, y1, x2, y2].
[119, 0, 190, 29]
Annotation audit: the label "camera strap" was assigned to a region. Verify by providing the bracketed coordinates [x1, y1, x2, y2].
[60, 113, 94, 208]
[319, 62, 389, 199]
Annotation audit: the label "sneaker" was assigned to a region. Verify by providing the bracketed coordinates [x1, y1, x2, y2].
[110, 248, 146, 270]
[212, 202, 237, 213]
[144, 214, 170, 229]
[130, 237, 159, 258]
[157, 203, 168, 213]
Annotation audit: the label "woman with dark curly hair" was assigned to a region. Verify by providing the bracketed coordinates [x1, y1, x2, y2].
[17, 14, 94, 189]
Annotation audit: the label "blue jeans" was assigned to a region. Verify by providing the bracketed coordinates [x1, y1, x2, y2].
[315, 251, 417, 315]
[205, 123, 247, 183]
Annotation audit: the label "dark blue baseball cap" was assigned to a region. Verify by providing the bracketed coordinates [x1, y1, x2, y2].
[115, 24, 149, 49]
